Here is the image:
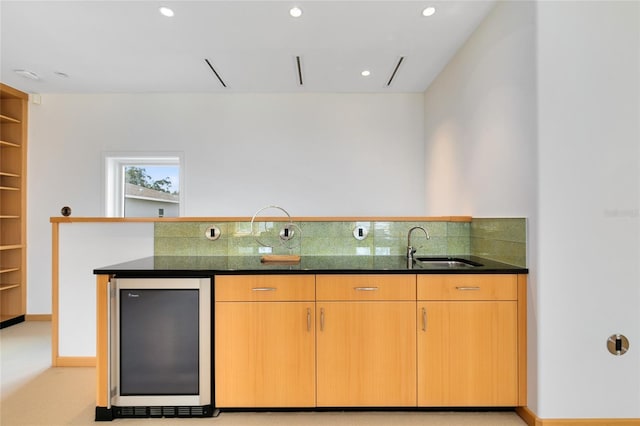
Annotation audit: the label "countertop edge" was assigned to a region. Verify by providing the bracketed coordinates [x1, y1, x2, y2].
[93, 256, 528, 277]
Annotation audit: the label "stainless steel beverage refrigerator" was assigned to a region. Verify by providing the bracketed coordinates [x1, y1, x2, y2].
[104, 277, 215, 419]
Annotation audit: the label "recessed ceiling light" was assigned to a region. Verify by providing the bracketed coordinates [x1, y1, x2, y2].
[422, 6, 436, 17]
[159, 7, 174, 17]
[289, 7, 302, 18]
[361, 70, 371, 77]
[14, 69, 40, 80]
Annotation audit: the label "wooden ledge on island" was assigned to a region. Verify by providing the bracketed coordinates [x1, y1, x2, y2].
[260, 255, 301, 264]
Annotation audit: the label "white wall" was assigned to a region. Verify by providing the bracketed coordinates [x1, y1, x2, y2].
[27, 93, 424, 314]
[536, 0, 639, 419]
[424, 0, 640, 420]
[423, 1, 537, 218]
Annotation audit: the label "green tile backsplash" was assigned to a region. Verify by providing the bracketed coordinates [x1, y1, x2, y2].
[470, 218, 527, 267]
[154, 218, 526, 267]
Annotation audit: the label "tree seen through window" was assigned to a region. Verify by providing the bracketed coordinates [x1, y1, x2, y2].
[124, 166, 180, 217]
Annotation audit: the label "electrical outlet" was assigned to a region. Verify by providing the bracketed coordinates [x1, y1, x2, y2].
[353, 226, 368, 240]
[204, 225, 221, 241]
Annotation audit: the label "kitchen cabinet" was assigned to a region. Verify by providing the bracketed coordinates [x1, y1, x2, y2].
[316, 274, 416, 407]
[417, 274, 520, 406]
[97, 261, 526, 417]
[214, 275, 316, 407]
[0, 83, 28, 328]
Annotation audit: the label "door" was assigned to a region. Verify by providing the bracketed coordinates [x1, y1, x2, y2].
[119, 288, 200, 395]
[417, 301, 518, 406]
[316, 301, 416, 407]
[215, 301, 315, 407]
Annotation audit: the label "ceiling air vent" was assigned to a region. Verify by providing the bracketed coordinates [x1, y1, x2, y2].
[295, 56, 303, 86]
[204, 59, 227, 88]
[386, 56, 405, 87]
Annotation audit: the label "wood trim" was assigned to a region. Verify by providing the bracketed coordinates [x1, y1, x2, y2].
[517, 274, 528, 406]
[96, 274, 111, 407]
[20, 92, 28, 316]
[51, 222, 59, 366]
[50, 216, 473, 223]
[516, 406, 538, 426]
[25, 314, 51, 321]
[54, 356, 96, 367]
[538, 421, 640, 425]
[516, 407, 640, 426]
[0, 83, 29, 100]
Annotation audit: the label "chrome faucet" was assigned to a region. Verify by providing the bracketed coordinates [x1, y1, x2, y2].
[407, 226, 430, 260]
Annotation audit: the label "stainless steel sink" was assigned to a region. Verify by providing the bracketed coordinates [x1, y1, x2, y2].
[414, 257, 482, 268]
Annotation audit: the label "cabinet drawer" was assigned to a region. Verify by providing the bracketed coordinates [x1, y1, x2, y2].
[316, 275, 415, 301]
[215, 275, 315, 301]
[417, 274, 516, 301]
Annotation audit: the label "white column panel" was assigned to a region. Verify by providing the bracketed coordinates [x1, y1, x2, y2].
[58, 223, 153, 356]
[536, 0, 639, 419]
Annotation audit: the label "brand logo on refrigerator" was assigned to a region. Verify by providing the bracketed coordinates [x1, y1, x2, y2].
[127, 292, 140, 298]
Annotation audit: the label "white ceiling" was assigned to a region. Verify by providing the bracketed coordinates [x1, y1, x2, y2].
[0, 0, 496, 94]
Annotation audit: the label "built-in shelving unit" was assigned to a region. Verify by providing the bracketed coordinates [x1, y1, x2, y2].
[0, 83, 28, 328]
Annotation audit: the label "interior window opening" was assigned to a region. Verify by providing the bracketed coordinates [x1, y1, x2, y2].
[104, 155, 183, 218]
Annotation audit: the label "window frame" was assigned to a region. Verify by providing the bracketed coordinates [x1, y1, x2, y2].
[103, 153, 184, 217]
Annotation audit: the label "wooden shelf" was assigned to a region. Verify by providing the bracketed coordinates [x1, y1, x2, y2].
[0, 82, 27, 328]
[0, 140, 20, 148]
[0, 283, 20, 291]
[0, 244, 23, 251]
[0, 114, 20, 124]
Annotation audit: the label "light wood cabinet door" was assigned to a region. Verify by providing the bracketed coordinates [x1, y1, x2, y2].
[316, 301, 417, 407]
[417, 301, 518, 406]
[215, 301, 315, 407]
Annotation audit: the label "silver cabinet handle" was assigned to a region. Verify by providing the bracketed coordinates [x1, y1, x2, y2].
[320, 308, 325, 331]
[307, 308, 311, 332]
[422, 307, 427, 332]
[455, 286, 480, 291]
[251, 287, 277, 291]
[354, 287, 379, 291]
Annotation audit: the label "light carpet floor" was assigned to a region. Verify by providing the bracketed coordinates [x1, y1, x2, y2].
[1, 321, 527, 426]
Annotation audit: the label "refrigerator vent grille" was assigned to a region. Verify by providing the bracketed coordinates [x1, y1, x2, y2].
[114, 405, 210, 418]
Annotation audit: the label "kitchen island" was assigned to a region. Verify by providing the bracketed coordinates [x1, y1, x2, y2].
[94, 255, 527, 421]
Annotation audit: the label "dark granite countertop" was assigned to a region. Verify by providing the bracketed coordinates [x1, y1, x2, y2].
[94, 255, 527, 277]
